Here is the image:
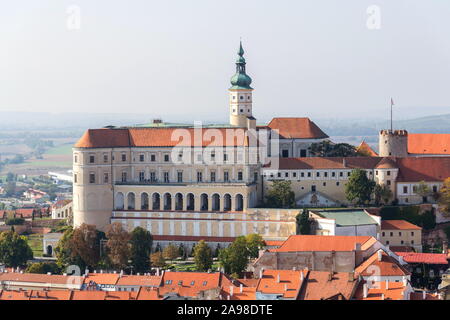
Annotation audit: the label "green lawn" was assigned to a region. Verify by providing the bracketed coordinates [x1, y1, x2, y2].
[45, 144, 73, 156]
[27, 234, 44, 257]
[168, 260, 220, 272]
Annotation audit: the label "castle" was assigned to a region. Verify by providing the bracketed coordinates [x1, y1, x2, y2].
[72, 43, 450, 249]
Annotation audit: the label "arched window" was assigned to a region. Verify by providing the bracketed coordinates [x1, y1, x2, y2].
[141, 193, 149, 210]
[223, 194, 232, 211]
[235, 194, 244, 211]
[115, 192, 124, 210]
[186, 193, 195, 210]
[175, 193, 183, 210]
[152, 193, 160, 210]
[200, 194, 208, 211]
[164, 193, 172, 210]
[127, 193, 136, 210]
[212, 194, 220, 211]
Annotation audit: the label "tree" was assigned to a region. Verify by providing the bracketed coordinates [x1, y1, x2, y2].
[309, 140, 358, 157]
[218, 236, 249, 276]
[193, 240, 213, 272]
[150, 252, 166, 268]
[415, 181, 431, 202]
[297, 211, 311, 235]
[245, 234, 265, 259]
[0, 231, 33, 268]
[265, 180, 296, 208]
[163, 243, 179, 262]
[5, 181, 16, 197]
[439, 178, 450, 215]
[105, 223, 131, 270]
[130, 227, 153, 273]
[26, 262, 60, 274]
[345, 169, 376, 205]
[373, 184, 393, 206]
[68, 224, 102, 270]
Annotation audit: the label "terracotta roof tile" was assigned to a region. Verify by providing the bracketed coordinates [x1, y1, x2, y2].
[267, 156, 382, 170]
[408, 134, 450, 155]
[256, 269, 306, 299]
[159, 272, 222, 298]
[394, 252, 449, 265]
[299, 271, 359, 300]
[116, 275, 162, 287]
[75, 127, 249, 148]
[271, 235, 375, 252]
[381, 220, 421, 230]
[375, 157, 398, 169]
[83, 273, 120, 285]
[354, 281, 407, 300]
[153, 235, 235, 242]
[356, 141, 378, 157]
[355, 250, 410, 277]
[396, 157, 450, 182]
[267, 117, 328, 139]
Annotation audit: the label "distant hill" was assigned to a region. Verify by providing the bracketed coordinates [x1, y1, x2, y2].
[317, 113, 450, 136]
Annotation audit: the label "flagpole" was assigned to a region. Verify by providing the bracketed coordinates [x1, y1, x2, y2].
[390, 98, 393, 132]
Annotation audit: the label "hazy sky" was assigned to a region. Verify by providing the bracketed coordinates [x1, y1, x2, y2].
[1, 0, 450, 123]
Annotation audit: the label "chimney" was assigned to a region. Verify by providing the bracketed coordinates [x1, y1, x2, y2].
[300, 271, 304, 281]
[284, 284, 288, 292]
[381, 293, 385, 300]
[354, 243, 361, 251]
[276, 273, 280, 283]
[348, 272, 354, 282]
[259, 268, 264, 279]
[385, 280, 389, 290]
[343, 158, 347, 168]
[240, 284, 243, 293]
[47, 272, 51, 275]
[377, 250, 383, 262]
[402, 277, 407, 287]
[422, 291, 426, 300]
[363, 283, 368, 298]
[229, 286, 233, 297]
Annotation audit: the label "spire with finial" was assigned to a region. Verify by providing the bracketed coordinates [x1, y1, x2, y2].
[230, 41, 252, 89]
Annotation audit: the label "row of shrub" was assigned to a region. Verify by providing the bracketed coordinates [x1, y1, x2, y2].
[379, 206, 436, 230]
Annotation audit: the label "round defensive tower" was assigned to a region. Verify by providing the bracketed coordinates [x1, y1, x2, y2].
[378, 129, 408, 157]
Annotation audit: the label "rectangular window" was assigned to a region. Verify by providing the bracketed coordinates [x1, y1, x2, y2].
[103, 173, 109, 183]
[301, 172, 304, 178]
[293, 172, 297, 178]
[139, 171, 145, 182]
[150, 172, 156, 182]
[74, 155, 78, 163]
[103, 154, 108, 163]
[177, 171, 183, 183]
[300, 149, 307, 157]
[387, 180, 391, 186]
[89, 173, 95, 184]
[238, 171, 243, 181]
[316, 172, 320, 177]
[307, 172, 311, 178]
[387, 171, 391, 176]
[121, 153, 127, 162]
[74, 174, 78, 183]
[139, 154, 145, 162]
[150, 154, 156, 162]
[340, 172, 343, 177]
[121, 172, 127, 182]
[224, 153, 228, 162]
[197, 171, 203, 182]
[164, 171, 169, 183]
[285, 172, 289, 178]
[282, 150, 289, 158]
[324, 172, 328, 177]
[89, 155, 95, 164]
[403, 186, 408, 194]
[332, 172, 335, 177]
[210, 171, 216, 182]
[254, 171, 258, 182]
[224, 171, 229, 182]
[411, 232, 414, 236]
[164, 154, 170, 162]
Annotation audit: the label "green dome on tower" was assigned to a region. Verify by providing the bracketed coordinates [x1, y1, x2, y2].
[230, 41, 253, 90]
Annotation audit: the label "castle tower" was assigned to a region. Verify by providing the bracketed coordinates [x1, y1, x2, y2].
[378, 129, 408, 157]
[229, 41, 254, 127]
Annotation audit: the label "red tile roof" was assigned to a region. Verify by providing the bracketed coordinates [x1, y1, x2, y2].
[396, 157, 450, 182]
[394, 252, 449, 265]
[256, 269, 306, 299]
[355, 250, 410, 277]
[268, 156, 382, 170]
[375, 157, 397, 169]
[298, 271, 359, 300]
[408, 134, 450, 155]
[159, 272, 222, 298]
[153, 235, 235, 243]
[267, 117, 328, 139]
[271, 235, 376, 252]
[75, 127, 250, 148]
[83, 273, 120, 285]
[356, 141, 378, 157]
[381, 220, 422, 230]
[354, 281, 407, 300]
[116, 275, 162, 287]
